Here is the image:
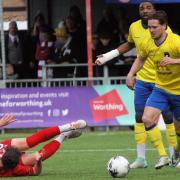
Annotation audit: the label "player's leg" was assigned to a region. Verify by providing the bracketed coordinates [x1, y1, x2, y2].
[21, 130, 82, 166]
[130, 80, 153, 169]
[144, 87, 169, 169]
[162, 110, 177, 159]
[170, 94, 180, 167]
[172, 120, 180, 167]
[143, 106, 169, 169]
[11, 120, 86, 151]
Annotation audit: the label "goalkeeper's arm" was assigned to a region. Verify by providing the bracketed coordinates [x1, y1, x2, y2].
[95, 42, 134, 65]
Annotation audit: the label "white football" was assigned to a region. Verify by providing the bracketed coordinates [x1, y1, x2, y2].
[107, 156, 130, 178]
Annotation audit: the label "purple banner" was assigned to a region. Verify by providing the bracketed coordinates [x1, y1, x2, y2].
[1, 87, 130, 128]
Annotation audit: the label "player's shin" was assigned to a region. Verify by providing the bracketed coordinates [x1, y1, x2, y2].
[26, 127, 61, 148]
[146, 124, 167, 156]
[165, 123, 177, 158]
[130, 123, 148, 169]
[134, 123, 147, 159]
[38, 130, 82, 161]
[38, 140, 61, 161]
[145, 124, 170, 169]
[171, 121, 180, 166]
[171, 135, 180, 167]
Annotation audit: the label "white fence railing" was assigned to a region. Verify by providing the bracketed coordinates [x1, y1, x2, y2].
[0, 63, 129, 88]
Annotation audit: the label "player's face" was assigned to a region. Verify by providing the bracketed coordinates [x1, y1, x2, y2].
[148, 19, 166, 39]
[139, 2, 155, 21]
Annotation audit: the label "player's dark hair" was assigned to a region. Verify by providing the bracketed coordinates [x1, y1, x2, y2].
[140, 0, 156, 9]
[2, 147, 21, 169]
[149, 10, 168, 25]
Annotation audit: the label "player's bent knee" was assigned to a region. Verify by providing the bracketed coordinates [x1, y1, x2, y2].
[142, 114, 155, 127]
[142, 115, 149, 123]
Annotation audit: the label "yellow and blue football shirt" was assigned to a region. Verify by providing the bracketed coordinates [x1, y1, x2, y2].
[128, 20, 172, 83]
[140, 33, 180, 95]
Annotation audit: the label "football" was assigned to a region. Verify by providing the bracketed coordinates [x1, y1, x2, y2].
[107, 156, 130, 178]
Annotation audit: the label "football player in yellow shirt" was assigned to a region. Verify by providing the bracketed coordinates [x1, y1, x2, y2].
[126, 10, 180, 168]
[95, 1, 176, 169]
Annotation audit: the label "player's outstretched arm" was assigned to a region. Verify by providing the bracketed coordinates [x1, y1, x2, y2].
[160, 57, 180, 66]
[0, 114, 15, 127]
[126, 56, 145, 90]
[95, 42, 134, 65]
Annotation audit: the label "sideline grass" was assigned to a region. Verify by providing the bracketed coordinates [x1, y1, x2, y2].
[0, 131, 179, 180]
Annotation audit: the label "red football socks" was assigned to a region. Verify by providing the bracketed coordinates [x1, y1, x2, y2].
[26, 127, 60, 148]
[38, 140, 61, 161]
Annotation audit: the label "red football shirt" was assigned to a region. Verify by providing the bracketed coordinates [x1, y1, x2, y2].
[0, 140, 34, 177]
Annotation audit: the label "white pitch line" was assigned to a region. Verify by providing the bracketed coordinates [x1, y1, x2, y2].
[27, 148, 168, 153]
[58, 148, 157, 153]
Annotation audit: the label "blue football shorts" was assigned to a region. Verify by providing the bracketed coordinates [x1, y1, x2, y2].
[146, 87, 180, 121]
[134, 80, 154, 116]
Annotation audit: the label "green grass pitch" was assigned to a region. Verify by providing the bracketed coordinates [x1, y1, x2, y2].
[0, 130, 179, 180]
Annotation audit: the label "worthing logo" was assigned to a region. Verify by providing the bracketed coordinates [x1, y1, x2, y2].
[89, 89, 128, 122]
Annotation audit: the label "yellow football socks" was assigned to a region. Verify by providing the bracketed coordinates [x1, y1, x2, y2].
[166, 123, 177, 148]
[147, 126, 167, 156]
[135, 123, 147, 144]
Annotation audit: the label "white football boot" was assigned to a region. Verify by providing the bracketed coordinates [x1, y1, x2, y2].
[70, 120, 87, 130]
[155, 156, 170, 169]
[130, 157, 148, 169]
[63, 130, 82, 140]
[171, 150, 180, 167]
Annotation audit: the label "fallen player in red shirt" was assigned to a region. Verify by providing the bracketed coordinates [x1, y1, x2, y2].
[0, 114, 87, 176]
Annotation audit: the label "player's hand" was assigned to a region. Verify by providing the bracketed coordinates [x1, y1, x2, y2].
[126, 74, 135, 90]
[32, 153, 42, 175]
[160, 57, 176, 66]
[0, 114, 16, 127]
[33, 158, 42, 175]
[36, 153, 42, 161]
[95, 54, 105, 66]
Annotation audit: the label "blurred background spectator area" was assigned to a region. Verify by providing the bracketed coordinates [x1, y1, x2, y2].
[2, 0, 27, 29]
[0, 0, 179, 80]
[1, 0, 180, 35]
[3, 0, 27, 21]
